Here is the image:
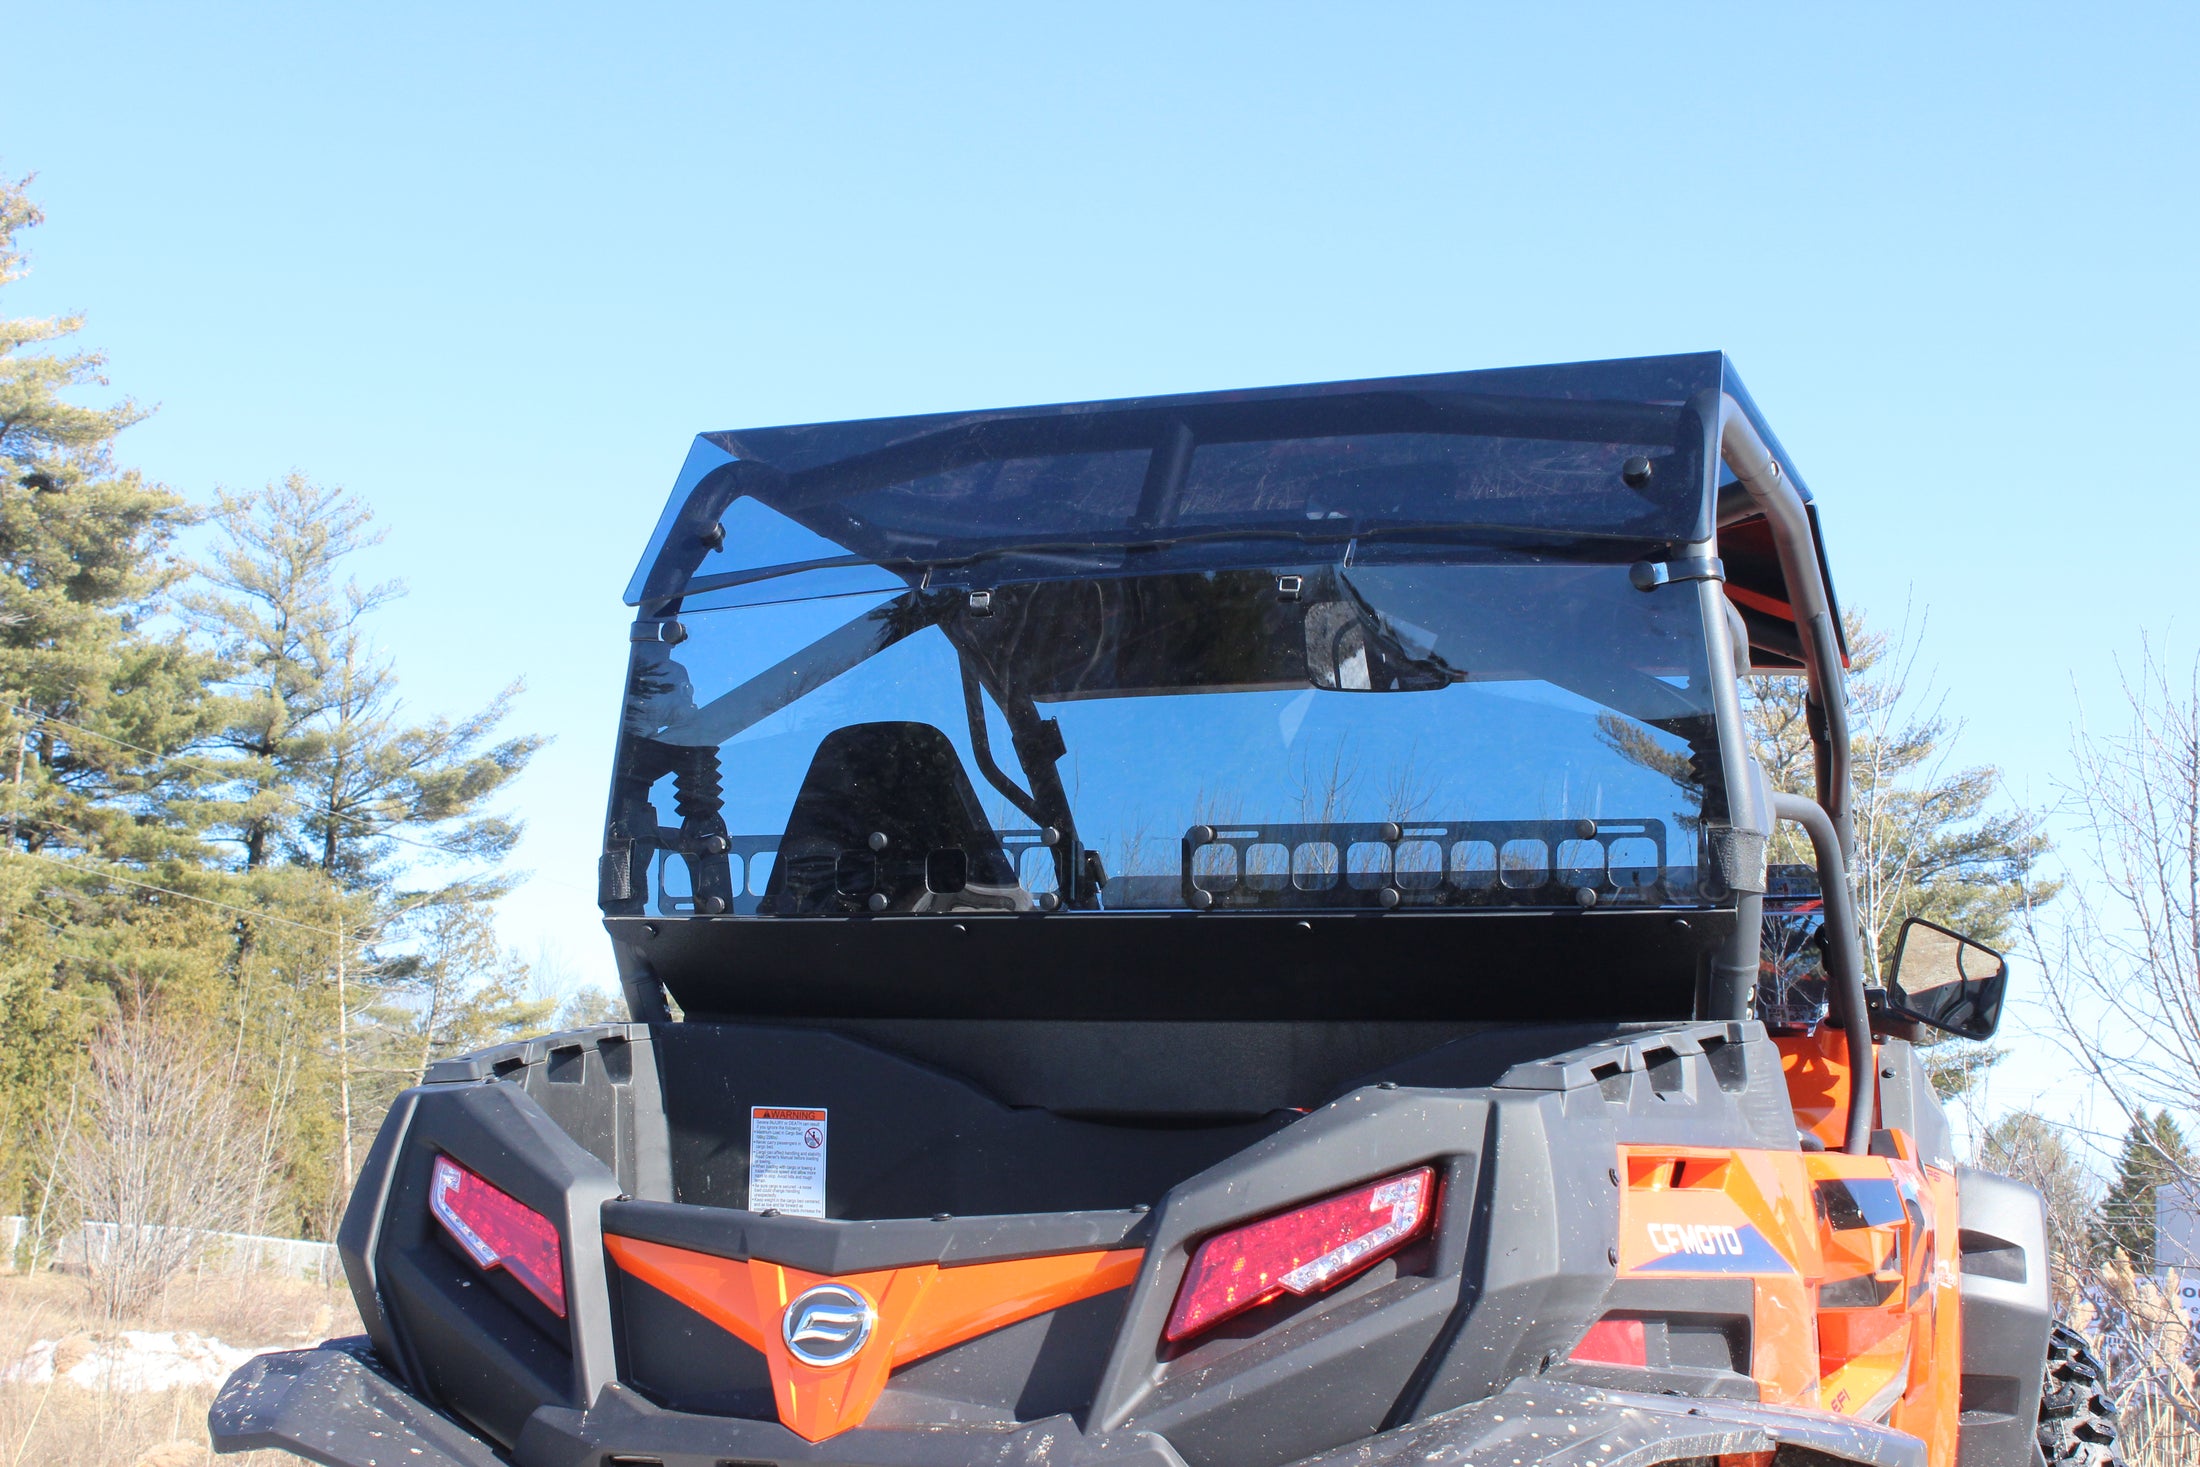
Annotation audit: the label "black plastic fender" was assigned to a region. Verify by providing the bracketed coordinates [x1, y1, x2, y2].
[1955, 1165, 2053, 1467]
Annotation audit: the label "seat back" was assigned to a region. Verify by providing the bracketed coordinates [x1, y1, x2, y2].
[764, 721, 1019, 914]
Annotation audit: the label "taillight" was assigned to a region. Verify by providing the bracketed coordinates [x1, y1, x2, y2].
[430, 1154, 568, 1318]
[1569, 1316, 1647, 1366]
[1164, 1166, 1434, 1342]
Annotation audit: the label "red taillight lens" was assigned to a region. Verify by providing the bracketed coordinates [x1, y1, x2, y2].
[1569, 1316, 1646, 1366]
[430, 1154, 568, 1318]
[1164, 1166, 1434, 1342]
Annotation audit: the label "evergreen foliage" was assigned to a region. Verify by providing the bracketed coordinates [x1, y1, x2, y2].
[1748, 611, 2051, 970]
[2096, 1109, 2193, 1271]
[1745, 611, 2050, 1098]
[0, 174, 562, 1238]
[184, 476, 544, 896]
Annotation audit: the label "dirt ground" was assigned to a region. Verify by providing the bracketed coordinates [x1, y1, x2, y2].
[0, 1269, 360, 1467]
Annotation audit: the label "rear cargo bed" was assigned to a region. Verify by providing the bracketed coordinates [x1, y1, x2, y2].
[423, 1017, 1677, 1217]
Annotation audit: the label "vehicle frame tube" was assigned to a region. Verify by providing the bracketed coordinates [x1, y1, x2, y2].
[1717, 395, 1854, 859]
[1773, 791, 1874, 1155]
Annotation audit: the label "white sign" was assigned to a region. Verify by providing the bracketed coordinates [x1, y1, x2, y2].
[2165, 1272, 2200, 1326]
[2157, 1182, 2200, 1322]
[749, 1106, 828, 1218]
[2159, 1180, 2200, 1270]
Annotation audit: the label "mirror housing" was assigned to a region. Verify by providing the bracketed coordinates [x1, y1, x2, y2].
[1884, 917, 2009, 1040]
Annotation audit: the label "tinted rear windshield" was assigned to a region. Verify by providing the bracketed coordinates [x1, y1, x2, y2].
[603, 555, 1727, 919]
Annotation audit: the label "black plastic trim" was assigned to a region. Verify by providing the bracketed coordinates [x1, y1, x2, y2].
[603, 1199, 1153, 1273]
[609, 908, 1728, 1022]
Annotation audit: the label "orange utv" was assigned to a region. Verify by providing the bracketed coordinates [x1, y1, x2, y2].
[214, 354, 2119, 1467]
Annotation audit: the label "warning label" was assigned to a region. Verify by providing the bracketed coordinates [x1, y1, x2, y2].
[749, 1107, 827, 1218]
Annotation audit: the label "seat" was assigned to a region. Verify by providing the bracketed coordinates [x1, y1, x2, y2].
[763, 722, 1028, 914]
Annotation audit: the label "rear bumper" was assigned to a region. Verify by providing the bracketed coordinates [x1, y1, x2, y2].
[209, 1341, 504, 1467]
[212, 1342, 1925, 1467]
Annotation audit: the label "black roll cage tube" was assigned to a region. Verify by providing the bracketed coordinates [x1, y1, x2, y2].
[1714, 394, 1853, 858]
[1711, 392, 1870, 1155]
[1775, 793, 1874, 1157]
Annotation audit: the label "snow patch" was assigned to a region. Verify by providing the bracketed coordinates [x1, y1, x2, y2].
[3, 1331, 284, 1392]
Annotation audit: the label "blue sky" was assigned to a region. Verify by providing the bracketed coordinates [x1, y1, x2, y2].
[4, 4, 2194, 1142]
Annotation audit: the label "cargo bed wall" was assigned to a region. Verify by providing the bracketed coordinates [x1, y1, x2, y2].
[423, 1024, 675, 1200]
[423, 1018, 1777, 1221]
[646, 1018, 1714, 1219]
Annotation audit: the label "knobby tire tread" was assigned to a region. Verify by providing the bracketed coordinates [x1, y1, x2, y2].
[2038, 1322, 2126, 1467]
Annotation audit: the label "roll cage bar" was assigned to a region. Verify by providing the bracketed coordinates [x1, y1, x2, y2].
[1712, 391, 1870, 1154]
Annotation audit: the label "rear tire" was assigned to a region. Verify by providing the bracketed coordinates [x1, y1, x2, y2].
[2038, 1322, 2126, 1467]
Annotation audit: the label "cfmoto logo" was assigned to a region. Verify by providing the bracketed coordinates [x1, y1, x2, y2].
[782, 1283, 876, 1367]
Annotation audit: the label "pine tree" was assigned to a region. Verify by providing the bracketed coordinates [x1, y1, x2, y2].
[185, 475, 545, 903]
[0, 175, 225, 864]
[0, 176, 547, 1236]
[2095, 1110, 2193, 1271]
[0, 173, 252, 1213]
[1747, 610, 2051, 971]
[365, 899, 554, 1093]
[1746, 610, 2051, 1099]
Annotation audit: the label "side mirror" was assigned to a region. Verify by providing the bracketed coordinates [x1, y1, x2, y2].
[1884, 917, 2009, 1040]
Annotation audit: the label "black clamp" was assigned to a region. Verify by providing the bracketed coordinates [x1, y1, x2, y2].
[1628, 556, 1725, 592]
[631, 618, 688, 644]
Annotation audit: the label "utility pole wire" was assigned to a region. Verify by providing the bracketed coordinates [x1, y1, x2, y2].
[1, 848, 342, 936]
[4, 705, 30, 851]
[5, 846, 437, 1197]
[4, 704, 486, 857]
[3, 845, 445, 944]
[337, 907, 355, 1183]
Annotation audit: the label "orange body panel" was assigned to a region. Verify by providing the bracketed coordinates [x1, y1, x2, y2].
[604, 1234, 1143, 1441]
[1776, 1027, 1869, 1151]
[1887, 1167, 1963, 1466]
[1612, 1033, 1963, 1467]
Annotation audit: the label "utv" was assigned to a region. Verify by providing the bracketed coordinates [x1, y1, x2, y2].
[214, 354, 2110, 1467]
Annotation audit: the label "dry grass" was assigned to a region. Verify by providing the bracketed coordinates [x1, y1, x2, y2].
[0, 1269, 360, 1467]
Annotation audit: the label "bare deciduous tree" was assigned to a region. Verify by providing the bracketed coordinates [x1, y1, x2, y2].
[46, 1005, 264, 1317]
[1977, 1110, 2099, 1304]
[2036, 645, 2200, 1136]
[2023, 644, 2200, 1464]
[2071, 1260, 2200, 1465]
